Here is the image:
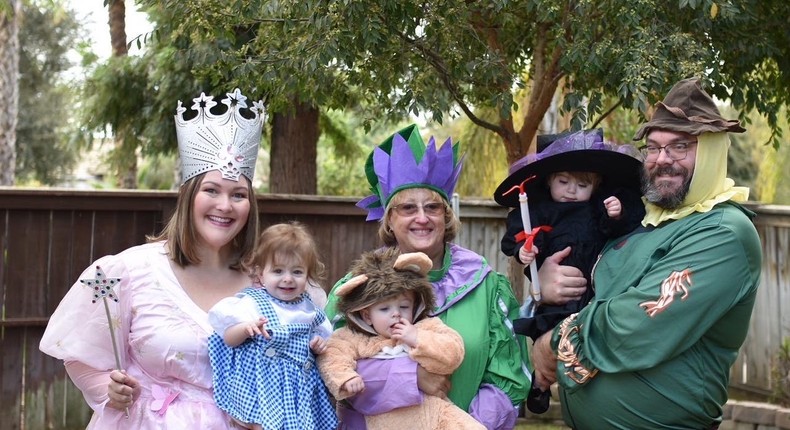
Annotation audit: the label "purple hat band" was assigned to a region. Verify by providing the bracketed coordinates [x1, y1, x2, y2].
[508, 130, 633, 174]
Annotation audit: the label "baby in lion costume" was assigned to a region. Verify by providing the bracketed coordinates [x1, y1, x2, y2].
[317, 248, 484, 429]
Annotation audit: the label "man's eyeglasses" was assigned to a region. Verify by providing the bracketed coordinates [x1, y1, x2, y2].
[639, 141, 697, 161]
[391, 202, 446, 217]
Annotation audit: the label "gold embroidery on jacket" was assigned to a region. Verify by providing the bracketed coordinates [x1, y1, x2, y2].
[557, 313, 598, 384]
[639, 269, 692, 317]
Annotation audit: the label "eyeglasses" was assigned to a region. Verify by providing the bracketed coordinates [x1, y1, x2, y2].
[639, 141, 697, 161]
[391, 202, 446, 217]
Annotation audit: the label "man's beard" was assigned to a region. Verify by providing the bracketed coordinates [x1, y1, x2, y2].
[641, 165, 692, 209]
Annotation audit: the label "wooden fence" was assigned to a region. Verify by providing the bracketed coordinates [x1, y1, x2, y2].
[0, 188, 787, 429]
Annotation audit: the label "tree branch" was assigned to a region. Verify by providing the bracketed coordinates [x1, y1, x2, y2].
[590, 99, 623, 129]
[390, 24, 505, 137]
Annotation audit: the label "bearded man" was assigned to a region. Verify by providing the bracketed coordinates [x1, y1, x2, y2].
[529, 77, 762, 429]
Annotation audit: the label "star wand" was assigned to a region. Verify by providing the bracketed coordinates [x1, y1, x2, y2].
[80, 265, 129, 418]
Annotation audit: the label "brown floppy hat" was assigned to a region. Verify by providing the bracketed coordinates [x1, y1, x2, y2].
[633, 77, 745, 141]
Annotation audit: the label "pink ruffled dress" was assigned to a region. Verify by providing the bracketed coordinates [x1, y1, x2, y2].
[40, 241, 241, 429]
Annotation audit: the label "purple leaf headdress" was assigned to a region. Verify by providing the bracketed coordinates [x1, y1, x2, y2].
[356, 124, 464, 221]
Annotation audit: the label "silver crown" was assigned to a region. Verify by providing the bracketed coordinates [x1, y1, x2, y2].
[174, 88, 265, 184]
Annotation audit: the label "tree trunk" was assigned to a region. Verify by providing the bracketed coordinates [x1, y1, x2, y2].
[0, 0, 21, 185]
[503, 33, 565, 165]
[108, 0, 137, 188]
[109, 0, 128, 57]
[503, 79, 566, 167]
[270, 99, 319, 194]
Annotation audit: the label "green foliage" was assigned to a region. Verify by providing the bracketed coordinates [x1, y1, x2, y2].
[707, 1, 790, 148]
[137, 153, 177, 190]
[112, 0, 790, 195]
[747, 107, 790, 204]
[15, 0, 84, 185]
[82, 1, 317, 190]
[143, 0, 788, 157]
[80, 55, 150, 187]
[727, 132, 760, 193]
[254, 151, 271, 193]
[427, 112, 509, 199]
[81, 56, 149, 138]
[597, 103, 644, 145]
[317, 111, 411, 196]
[769, 337, 790, 406]
[316, 110, 368, 196]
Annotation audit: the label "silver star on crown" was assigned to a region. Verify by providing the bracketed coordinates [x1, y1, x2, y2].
[174, 88, 265, 184]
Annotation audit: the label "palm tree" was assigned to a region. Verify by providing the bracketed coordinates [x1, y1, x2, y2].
[0, 0, 21, 185]
[108, 0, 137, 188]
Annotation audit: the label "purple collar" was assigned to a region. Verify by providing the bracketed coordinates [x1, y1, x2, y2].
[429, 243, 492, 314]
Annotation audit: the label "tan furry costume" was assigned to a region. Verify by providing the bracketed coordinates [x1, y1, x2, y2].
[317, 249, 484, 430]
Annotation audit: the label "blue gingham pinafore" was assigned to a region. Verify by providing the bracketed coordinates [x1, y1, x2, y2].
[208, 288, 338, 429]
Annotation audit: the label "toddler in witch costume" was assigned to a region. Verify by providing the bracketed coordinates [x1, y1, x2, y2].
[318, 248, 484, 430]
[493, 129, 645, 413]
[207, 222, 338, 430]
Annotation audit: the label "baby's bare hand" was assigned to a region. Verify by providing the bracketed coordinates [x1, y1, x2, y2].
[391, 318, 418, 347]
[518, 244, 538, 266]
[309, 336, 327, 354]
[245, 316, 270, 339]
[604, 196, 622, 219]
[342, 376, 365, 395]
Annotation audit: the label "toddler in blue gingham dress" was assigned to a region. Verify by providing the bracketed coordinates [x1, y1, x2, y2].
[207, 222, 338, 430]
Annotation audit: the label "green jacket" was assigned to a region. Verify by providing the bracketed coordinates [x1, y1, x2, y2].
[553, 202, 761, 429]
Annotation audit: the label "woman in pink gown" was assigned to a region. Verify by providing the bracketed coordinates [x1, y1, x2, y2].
[40, 89, 264, 429]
